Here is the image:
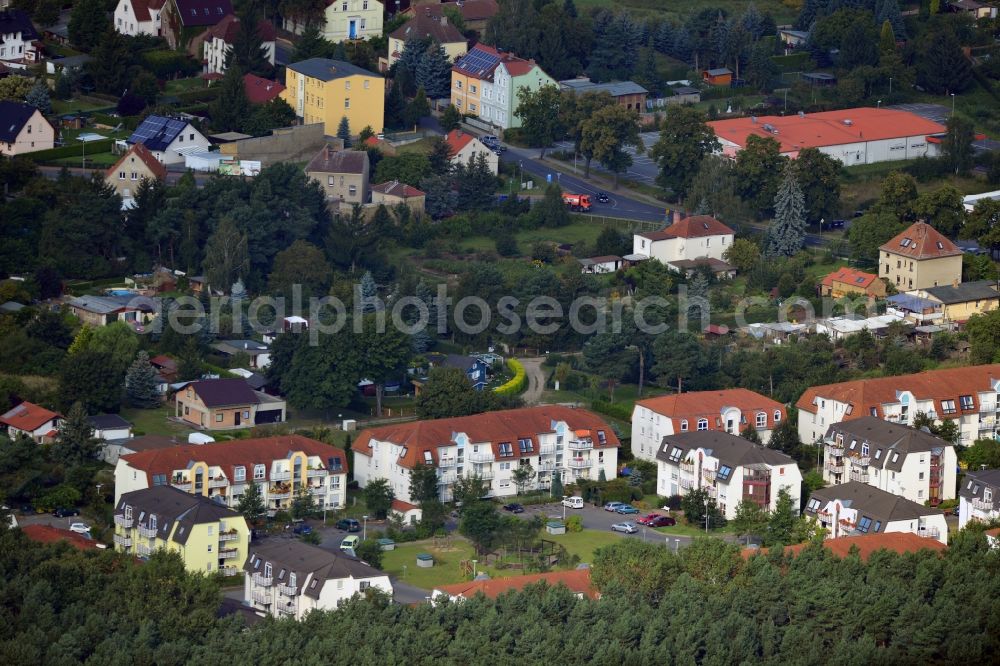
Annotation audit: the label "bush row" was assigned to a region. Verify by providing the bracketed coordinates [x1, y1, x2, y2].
[494, 358, 526, 396]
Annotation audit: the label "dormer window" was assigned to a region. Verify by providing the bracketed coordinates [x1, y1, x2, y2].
[697, 419, 708, 431]
[680, 420, 688, 432]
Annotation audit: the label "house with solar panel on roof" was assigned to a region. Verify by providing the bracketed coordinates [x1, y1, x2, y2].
[126, 114, 211, 165]
[450, 43, 555, 130]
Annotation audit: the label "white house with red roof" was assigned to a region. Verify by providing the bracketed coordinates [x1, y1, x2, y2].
[631, 389, 787, 462]
[113, 0, 166, 36]
[351, 406, 620, 518]
[202, 13, 275, 74]
[113, 434, 348, 510]
[445, 129, 498, 174]
[709, 107, 946, 166]
[0, 401, 61, 443]
[795, 363, 1000, 445]
[632, 212, 735, 269]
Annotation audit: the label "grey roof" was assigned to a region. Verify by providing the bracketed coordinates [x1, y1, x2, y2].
[705, 68, 732, 76]
[245, 540, 385, 599]
[305, 144, 368, 174]
[173, 0, 233, 27]
[68, 294, 156, 314]
[0, 301, 25, 313]
[88, 413, 132, 430]
[825, 416, 953, 472]
[190, 378, 260, 407]
[213, 340, 270, 355]
[672, 86, 700, 95]
[242, 372, 268, 390]
[806, 482, 942, 526]
[115, 485, 241, 545]
[0, 100, 39, 143]
[959, 468, 1000, 501]
[560, 79, 648, 98]
[923, 280, 1000, 305]
[0, 9, 39, 40]
[656, 431, 796, 472]
[53, 54, 92, 69]
[286, 57, 377, 81]
[111, 435, 180, 453]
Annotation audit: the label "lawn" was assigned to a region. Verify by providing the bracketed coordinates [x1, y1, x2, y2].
[574, 0, 797, 24]
[546, 528, 625, 562]
[51, 96, 116, 115]
[655, 521, 736, 539]
[381, 539, 478, 590]
[395, 137, 436, 154]
[120, 404, 194, 437]
[164, 77, 209, 95]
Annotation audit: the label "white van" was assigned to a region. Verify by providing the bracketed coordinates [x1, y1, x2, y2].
[561, 496, 584, 509]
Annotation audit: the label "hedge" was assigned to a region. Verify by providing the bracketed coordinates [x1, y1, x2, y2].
[590, 400, 632, 421]
[28, 139, 115, 163]
[493, 358, 526, 396]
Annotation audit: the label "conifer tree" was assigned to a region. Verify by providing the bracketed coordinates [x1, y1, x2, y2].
[25, 79, 51, 115]
[766, 162, 807, 257]
[53, 402, 100, 466]
[416, 45, 452, 99]
[210, 66, 251, 132]
[337, 116, 351, 146]
[125, 351, 160, 409]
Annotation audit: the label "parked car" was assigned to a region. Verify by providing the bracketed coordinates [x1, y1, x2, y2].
[480, 135, 499, 146]
[562, 496, 584, 509]
[68, 522, 91, 535]
[292, 523, 313, 535]
[615, 505, 640, 515]
[638, 514, 676, 527]
[503, 503, 525, 513]
[611, 521, 638, 534]
[603, 501, 625, 512]
[52, 507, 80, 517]
[340, 535, 360, 552]
[596, 192, 610, 203]
[336, 518, 361, 532]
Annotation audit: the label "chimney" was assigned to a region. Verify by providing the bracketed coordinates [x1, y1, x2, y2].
[673, 209, 681, 224]
[440, 15, 447, 26]
[953, 279, 959, 287]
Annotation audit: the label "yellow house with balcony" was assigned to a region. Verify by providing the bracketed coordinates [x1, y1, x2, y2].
[113, 485, 250, 577]
[283, 0, 384, 43]
[283, 57, 385, 136]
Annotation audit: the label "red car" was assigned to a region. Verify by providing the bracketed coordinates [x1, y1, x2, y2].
[637, 514, 676, 527]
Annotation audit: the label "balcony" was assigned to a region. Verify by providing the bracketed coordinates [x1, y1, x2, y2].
[438, 457, 457, 468]
[475, 470, 495, 480]
[218, 529, 240, 542]
[568, 458, 592, 469]
[308, 485, 327, 495]
[221, 566, 240, 577]
[824, 461, 845, 474]
[468, 452, 495, 463]
[825, 441, 844, 454]
[702, 467, 718, 483]
[208, 477, 228, 488]
[171, 479, 191, 490]
[568, 439, 593, 451]
[307, 468, 327, 478]
[854, 456, 871, 467]
[251, 589, 271, 605]
[219, 548, 240, 560]
[849, 469, 870, 483]
[268, 484, 291, 499]
[438, 473, 457, 485]
[114, 515, 133, 528]
[113, 534, 132, 547]
[743, 471, 771, 484]
[136, 544, 153, 557]
[537, 461, 559, 471]
[704, 485, 717, 498]
[679, 461, 695, 473]
[271, 470, 292, 481]
[277, 583, 297, 597]
[138, 525, 158, 538]
[918, 527, 941, 540]
[252, 573, 272, 587]
[538, 445, 556, 455]
[972, 497, 995, 511]
[679, 477, 695, 489]
[277, 604, 295, 615]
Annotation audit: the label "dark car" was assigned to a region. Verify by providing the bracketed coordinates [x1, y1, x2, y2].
[596, 192, 610, 203]
[336, 518, 361, 532]
[503, 503, 525, 513]
[646, 515, 677, 527]
[292, 523, 313, 535]
[53, 507, 80, 517]
[615, 505, 640, 515]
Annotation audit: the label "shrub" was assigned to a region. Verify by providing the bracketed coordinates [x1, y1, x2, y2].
[591, 400, 631, 421]
[495, 235, 519, 257]
[565, 515, 583, 533]
[494, 359, 526, 396]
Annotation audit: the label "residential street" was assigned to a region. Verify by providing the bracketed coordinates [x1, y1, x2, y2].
[519, 357, 546, 405]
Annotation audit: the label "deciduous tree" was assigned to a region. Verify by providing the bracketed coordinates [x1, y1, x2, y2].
[580, 105, 642, 188]
[649, 105, 718, 199]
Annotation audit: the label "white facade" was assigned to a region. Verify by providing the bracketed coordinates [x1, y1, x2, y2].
[450, 135, 499, 175]
[714, 134, 942, 167]
[147, 124, 211, 165]
[632, 231, 733, 264]
[283, 0, 383, 42]
[203, 32, 275, 75]
[806, 492, 948, 544]
[0, 23, 32, 62]
[94, 425, 133, 441]
[957, 470, 1000, 529]
[113, 0, 162, 36]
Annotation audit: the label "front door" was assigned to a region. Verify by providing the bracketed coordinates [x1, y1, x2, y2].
[349, 19, 357, 38]
[234, 411, 241, 426]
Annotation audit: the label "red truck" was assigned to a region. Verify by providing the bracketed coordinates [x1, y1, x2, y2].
[562, 193, 592, 212]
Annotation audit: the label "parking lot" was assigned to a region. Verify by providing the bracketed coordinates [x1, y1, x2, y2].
[511, 501, 697, 550]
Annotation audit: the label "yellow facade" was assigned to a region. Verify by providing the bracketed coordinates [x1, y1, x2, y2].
[450, 70, 483, 116]
[388, 35, 465, 68]
[879, 251, 963, 291]
[283, 67, 385, 136]
[114, 512, 250, 577]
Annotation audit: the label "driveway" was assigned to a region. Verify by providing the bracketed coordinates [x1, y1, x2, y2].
[519, 357, 546, 405]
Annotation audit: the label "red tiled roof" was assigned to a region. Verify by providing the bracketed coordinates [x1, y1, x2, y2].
[880, 221, 961, 260]
[434, 569, 597, 599]
[22, 524, 102, 551]
[391, 498, 419, 512]
[409, 0, 499, 22]
[445, 129, 476, 154]
[129, 0, 166, 23]
[638, 215, 734, 241]
[121, 434, 348, 485]
[744, 532, 947, 561]
[353, 406, 620, 468]
[0, 401, 60, 432]
[635, 389, 786, 432]
[795, 363, 1000, 417]
[821, 267, 879, 290]
[106, 142, 168, 182]
[209, 14, 275, 43]
[243, 73, 285, 104]
[149, 354, 176, 371]
[501, 56, 536, 77]
[709, 108, 947, 154]
[451, 43, 500, 78]
[372, 181, 425, 198]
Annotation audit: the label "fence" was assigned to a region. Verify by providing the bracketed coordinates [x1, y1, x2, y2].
[570, 213, 662, 234]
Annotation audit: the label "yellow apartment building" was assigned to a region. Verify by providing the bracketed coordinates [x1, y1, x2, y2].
[283, 57, 385, 136]
[879, 221, 963, 291]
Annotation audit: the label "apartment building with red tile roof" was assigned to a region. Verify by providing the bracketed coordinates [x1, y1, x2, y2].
[631, 389, 787, 462]
[796, 363, 1000, 445]
[743, 532, 947, 561]
[432, 568, 598, 601]
[879, 221, 962, 291]
[22, 524, 104, 551]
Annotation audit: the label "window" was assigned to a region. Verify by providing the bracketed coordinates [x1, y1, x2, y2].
[363, 80, 369, 89]
[149, 514, 157, 530]
[345, 98, 350, 108]
[278, 568, 286, 579]
[806, 498, 820, 512]
[891, 452, 899, 463]
[498, 442, 513, 457]
[697, 419, 708, 431]
[243, 410, 249, 419]
[518, 438, 533, 453]
[680, 420, 688, 432]
[119, 171, 126, 180]
[328, 176, 334, 186]
[469, 103, 476, 112]
[216, 413, 224, 422]
[941, 400, 956, 415]
[456, 81, 462, 89]
[289, 573, 297, 588]
[254, 464, 266, 480]
[597, 431, 607, 444]
[668, 447, 682, 463]
[499, 462, 511, 471]
[359, 581, 371, 591]
[423, 450, 433, 464]
[349, 185, 357, 196]
[363, 0, 368, 8]
[342, 2, 346, 9]
[874, 449, 882, 460]
[960, 395, 974, 410]
[470, 85, 477, 93]
[360, 18, 366, 29]
[345, 81, 351, 91]
[857, 516, 872, 533]
[756, 412, 766, 428]
[873, 520, 882, 532]
[717, 464, 732, 481]
[774, 410, 781, 422]
[152, 474, 167, 486]
[919, 472, 924, 480]
[861, 443, 869, 456]
[235, 466, 246, 482]
[264, 563, 272, 577]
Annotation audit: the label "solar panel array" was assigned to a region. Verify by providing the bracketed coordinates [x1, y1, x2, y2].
[456, 47, 499, 76]
[128, 116, 187, 151]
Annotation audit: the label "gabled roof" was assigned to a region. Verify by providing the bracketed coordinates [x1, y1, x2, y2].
[127, 0, 167, 22]
[959, 468, 1000, 501]
[0, 401, 60, 432]
[305, 144, 368, 174]
[795, 363, 1000, 418]
[89, 413, 133, 430]
[21, 525, 101, 551]
[705, 67, 733, 76]
[923, 279, 999, 305]
[0, 100, 40, 143]
[115, 485, 243, 545]
[745, 532, 946, 560]
[635, 388, 786, 433]
[213, 339, 269, 355]
[172, 0, 233, 27]
[371, 181, 425, 198]
[128, 115, 193, 152]
[121, 434, 347, 485]
[434, 569, 597, 600]
[655, 431, 797, 469]
[821, 267, 879, 290]
[806, 482, 943, 525]
[390, 11, 465, 44]
[445, 129, 481, 155]
[0, 9, 38, 40]
[881, 222, 961, 260]
[106, 143, 168, 182]
[435, 0, 498, 21]
[187, 378, 259, 407]
[286, 57, 377, 81]
[353, 406, 619, 469]
[637, 215, 734, 241]
[115, 434, 180, 453]
[245, 540, 385, 599]
[451, 43, 501, 79]
[208, 13, 275, 43]
[824, 416, 953, 472]
[243, 73, 285, 104]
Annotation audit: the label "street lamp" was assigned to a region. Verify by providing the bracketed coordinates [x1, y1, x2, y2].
[889, 77, 893, 96]
[674, 538, 680, 554]
[951, 93, 956, 118]
[518, 160, 523, 192]
[703, 498, 710, 533]
[362, 515, 368, 541]
[472, 559, 478, 578]
[562, 496, 567, 520]
[877, 99, 881, 109]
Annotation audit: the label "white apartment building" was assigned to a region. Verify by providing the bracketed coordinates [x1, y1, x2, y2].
[245, 540, 392, 620]
[958, 468, 1000, 528]
[631, 389, 787, 463]
[823, 417, 957, 505]
[0, 9, 38, 63]
[805, 482, 949, 544]
[796, 363, 1000, 446]
[352, 406, 620, 520]
[113, 0, 165, 36]
[114, 434, 348, 511]
[283, 0, 383, 42]
[632, 213, 735, 267]
[202, 14, 276, 75]
[654, 431, 802, 519]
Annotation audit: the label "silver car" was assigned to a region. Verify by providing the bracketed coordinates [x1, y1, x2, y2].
[611, 521, 638, 534]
